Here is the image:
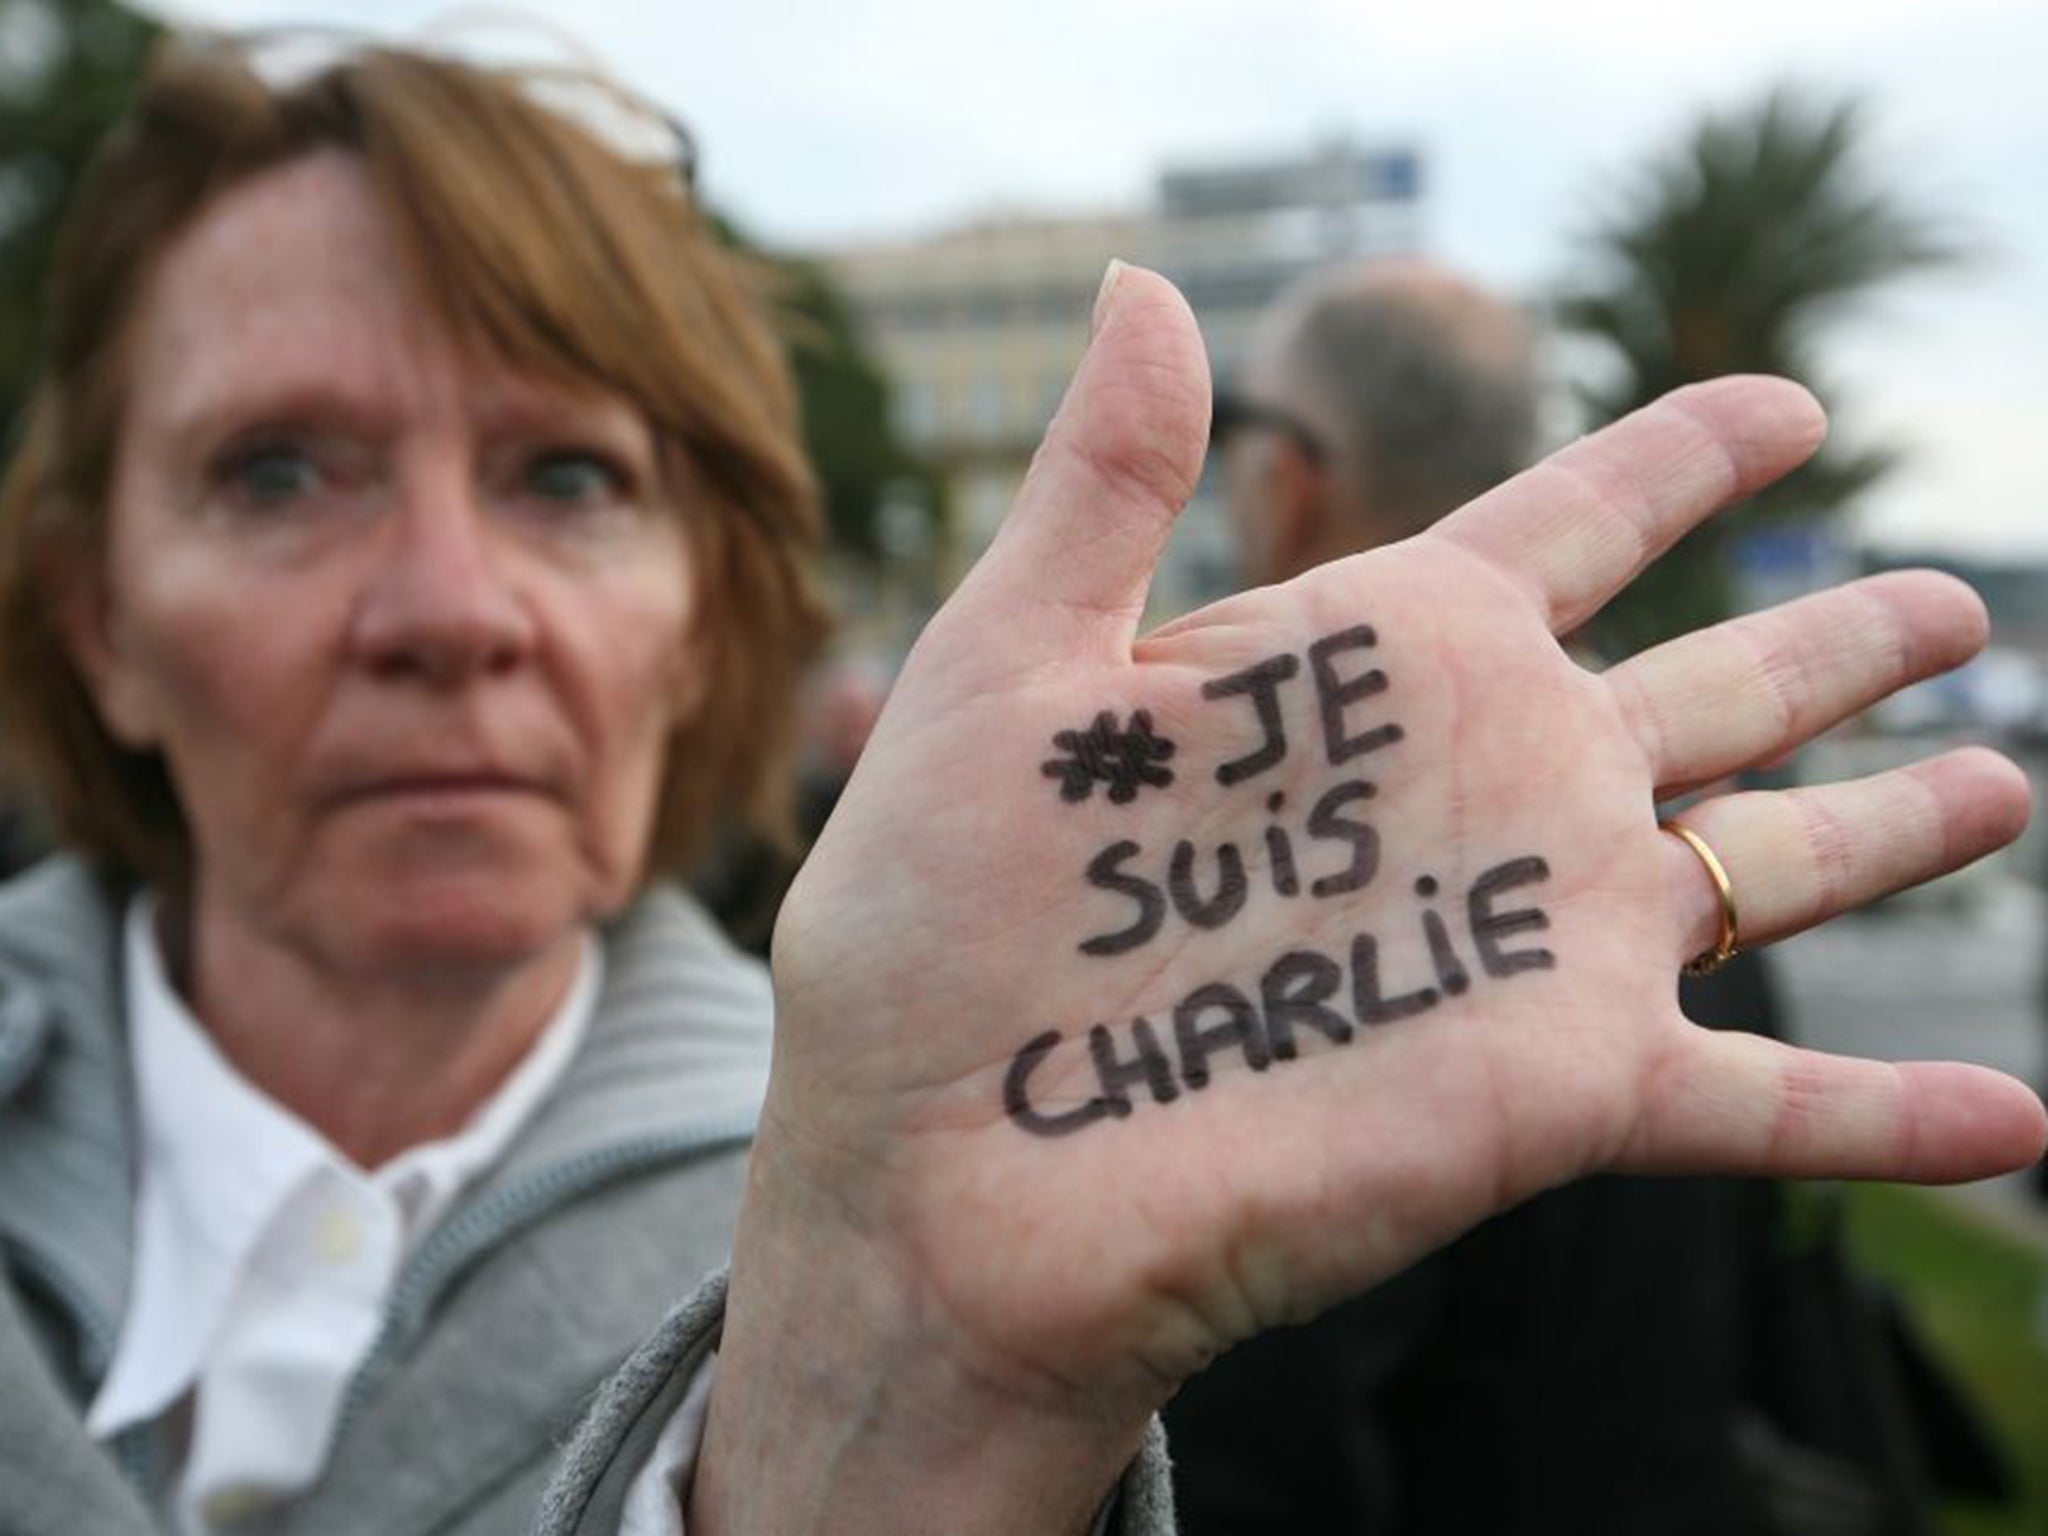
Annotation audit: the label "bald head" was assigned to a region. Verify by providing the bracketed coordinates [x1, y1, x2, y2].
[1229, 259, 1538, 580]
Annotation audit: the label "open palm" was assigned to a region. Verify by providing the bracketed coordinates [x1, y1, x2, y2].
[706, 266, 2044, 1535]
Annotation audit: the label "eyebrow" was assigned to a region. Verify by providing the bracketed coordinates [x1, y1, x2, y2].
[470, 378, 627, 428]
[154, 383, 401, 462]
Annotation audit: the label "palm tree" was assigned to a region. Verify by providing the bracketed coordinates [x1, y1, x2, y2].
[1556, 87, 1966, 653]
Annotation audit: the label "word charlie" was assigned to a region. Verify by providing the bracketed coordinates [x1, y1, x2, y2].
[1003, 856, 1555, 1138]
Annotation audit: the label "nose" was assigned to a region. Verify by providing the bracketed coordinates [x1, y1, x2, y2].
[348, 472, 536, 686]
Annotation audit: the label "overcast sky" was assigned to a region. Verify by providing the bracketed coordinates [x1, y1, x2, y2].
[148, 0, 2048, 561]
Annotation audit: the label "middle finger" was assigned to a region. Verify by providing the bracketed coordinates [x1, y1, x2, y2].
[1606, 570, 1989, 797]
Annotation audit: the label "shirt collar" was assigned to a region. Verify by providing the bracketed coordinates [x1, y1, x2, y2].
[87, 893, 599, 1438]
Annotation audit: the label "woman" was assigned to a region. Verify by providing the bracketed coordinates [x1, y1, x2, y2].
[0, 31, 2040, 1536]
[0, 36, 819, 1535]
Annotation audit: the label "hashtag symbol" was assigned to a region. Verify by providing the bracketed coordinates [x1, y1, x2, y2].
[1041, 710, 1177, 805]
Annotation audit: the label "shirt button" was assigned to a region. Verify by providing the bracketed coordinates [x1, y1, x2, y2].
[312, 1207, 365, 1264]
[200, 1483, 275, 1526]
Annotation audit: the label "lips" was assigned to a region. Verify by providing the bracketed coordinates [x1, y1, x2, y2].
[309, 714, 578, 814]
[323, 766, 561, 809]
[360, 772, 528, 794]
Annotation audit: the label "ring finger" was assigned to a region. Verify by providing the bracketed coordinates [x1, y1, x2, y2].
[1657, 747, 2029, 968]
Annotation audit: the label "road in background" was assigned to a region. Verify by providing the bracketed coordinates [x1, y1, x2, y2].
[1774, 862, 2046, 1224]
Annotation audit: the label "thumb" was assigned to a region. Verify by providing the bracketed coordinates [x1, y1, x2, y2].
[951, 261, 1212, 666]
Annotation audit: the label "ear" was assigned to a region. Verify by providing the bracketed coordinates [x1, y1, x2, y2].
[1266, 436, 1332, 581]
[58, 561, 160, 749]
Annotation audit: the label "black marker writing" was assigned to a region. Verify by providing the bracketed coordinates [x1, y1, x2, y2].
[1042, 710, 1176, 805]
[1263, 792, 1301, 897]
[1090, 1018, 1180, 1116]
[1002, 1031, 1096, 1138]
[1260, 949, 1351, 1060]
[1350, 933, 1440, 1025]
[1416, 875, 1471, 996]
[1197, 624, 1403, 783]
[1078, 841, 1167, 957]
[1202, 653, 1298, 785]
[1011, 854, 1557, 1137]
[999, 1020, 1181, 1139]
[1469, 856, 1555, 977]
[1168, 840, 1248, 930]
[1076, 779, 1383, 955]
[1174, 983, 1271, 1090]
[1309, 625, 1404, 766]
[1306, 780, 1379, 898]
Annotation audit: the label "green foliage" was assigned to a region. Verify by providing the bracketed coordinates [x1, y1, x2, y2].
[1556, 88, 1965, 653]
[771, 252, 940, 563]
[0, 0, 159, 439]
[1845, 1184, 2048, 1536]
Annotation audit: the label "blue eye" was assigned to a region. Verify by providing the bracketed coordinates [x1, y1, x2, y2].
[229, 446, 322, 505]
[525, 451, 627, 506]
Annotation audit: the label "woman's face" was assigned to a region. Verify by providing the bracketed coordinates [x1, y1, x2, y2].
[72, 151, 696, 977]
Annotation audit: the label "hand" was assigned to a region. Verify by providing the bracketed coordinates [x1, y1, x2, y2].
[694, 265, 2046, 1536]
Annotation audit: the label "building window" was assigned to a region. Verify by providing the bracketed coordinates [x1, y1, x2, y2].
[1040, 372, 1069, 428]
[963, 471, 1012, 549]
[971, 374, 1006, 439]
[895, 379, 940, 446]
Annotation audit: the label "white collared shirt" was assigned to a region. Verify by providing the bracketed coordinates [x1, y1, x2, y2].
[88, 893, 650, 1533]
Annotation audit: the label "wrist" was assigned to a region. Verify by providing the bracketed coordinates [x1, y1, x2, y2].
[688, 1110, 1146, 1536]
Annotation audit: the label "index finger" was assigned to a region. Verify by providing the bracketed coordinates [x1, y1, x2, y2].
[1432, 377, 1826, 637]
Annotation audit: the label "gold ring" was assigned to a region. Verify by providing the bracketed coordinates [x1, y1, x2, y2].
[1658, 820, 1740, 976]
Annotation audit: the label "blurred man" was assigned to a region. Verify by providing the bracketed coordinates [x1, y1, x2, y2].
[1211, 258, 1539, 586]
[1165, 258, 1780, 1536]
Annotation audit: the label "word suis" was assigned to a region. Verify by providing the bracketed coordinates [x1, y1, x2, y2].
[1079, 782, 1378, 955]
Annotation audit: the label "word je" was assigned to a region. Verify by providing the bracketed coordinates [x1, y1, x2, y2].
[1203, 624, 1402, 786]
[1005, 857, 1554, 1138]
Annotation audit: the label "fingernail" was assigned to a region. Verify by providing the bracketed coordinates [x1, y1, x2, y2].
[1091, 258, 1128, 338]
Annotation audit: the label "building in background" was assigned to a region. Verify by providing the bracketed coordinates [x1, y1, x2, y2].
[820, 138, 1424, 620]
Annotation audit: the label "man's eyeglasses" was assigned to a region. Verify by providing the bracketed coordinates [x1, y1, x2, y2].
[1210, 390, 1326, 467]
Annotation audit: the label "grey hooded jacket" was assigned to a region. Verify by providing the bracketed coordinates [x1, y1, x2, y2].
[0, 858, 1172, 1536]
